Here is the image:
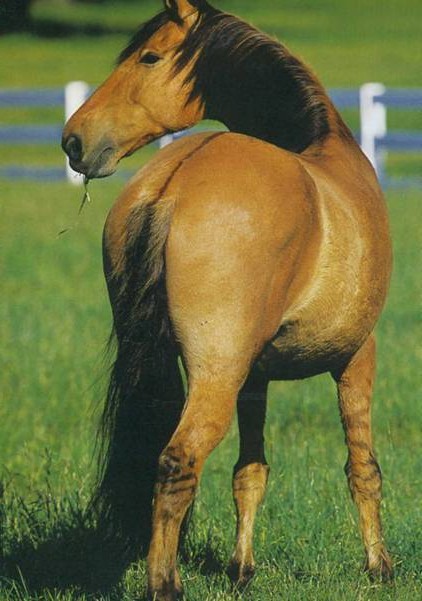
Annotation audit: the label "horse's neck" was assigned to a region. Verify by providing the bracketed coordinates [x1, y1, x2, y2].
[203, 45, 344, 154]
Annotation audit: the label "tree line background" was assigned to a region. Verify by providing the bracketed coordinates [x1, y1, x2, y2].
[0, 0, 143, 32]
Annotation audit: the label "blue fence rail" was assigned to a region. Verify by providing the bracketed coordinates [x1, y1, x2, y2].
[0, 85, 421, 186]
[0, 88, 65, 108]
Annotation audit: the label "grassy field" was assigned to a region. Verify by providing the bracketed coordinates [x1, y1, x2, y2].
[1, 1, 421, 600]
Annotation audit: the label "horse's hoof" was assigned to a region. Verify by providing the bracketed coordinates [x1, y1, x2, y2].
[147, 582, 184, 601]
[366, 555, 394, 583]
[227, 559, 256, 589]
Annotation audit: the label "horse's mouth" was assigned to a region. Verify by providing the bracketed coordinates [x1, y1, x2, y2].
[64, 132, 165, 179]
[68, 145, 117, 179]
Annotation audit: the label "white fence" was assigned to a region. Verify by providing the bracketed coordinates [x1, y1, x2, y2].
[0, 83, 421, 186]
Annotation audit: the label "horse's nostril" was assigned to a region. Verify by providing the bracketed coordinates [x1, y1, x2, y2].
[63, 134, 83, 163]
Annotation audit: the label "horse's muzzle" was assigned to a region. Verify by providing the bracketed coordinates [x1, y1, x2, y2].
[61, 133, 117, 179]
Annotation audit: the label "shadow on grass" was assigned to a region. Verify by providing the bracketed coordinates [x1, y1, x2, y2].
[182, 539, 225, 578]
[0, 480, 237, 601]
[1, 528, 132, 597]
[0, 481, 134, 599]
[0, 486, 227, 600]
[0, 524, 137, 599]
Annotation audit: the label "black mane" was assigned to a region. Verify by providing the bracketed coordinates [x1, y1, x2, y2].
[119, 8, 332, 153]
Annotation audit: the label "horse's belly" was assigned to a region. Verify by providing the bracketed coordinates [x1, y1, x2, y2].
[258, 316, 366, 380]
[259, 249, 391, 379]
[259, 244, 390, 380]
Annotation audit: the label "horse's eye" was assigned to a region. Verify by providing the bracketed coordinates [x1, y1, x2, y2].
[140, 52, 161, 65]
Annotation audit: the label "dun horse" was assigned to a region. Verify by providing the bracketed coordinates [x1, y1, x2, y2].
[62, 1, 393, 598]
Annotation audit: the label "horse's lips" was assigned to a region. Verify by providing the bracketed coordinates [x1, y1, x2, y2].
[69, 146, 117, 179]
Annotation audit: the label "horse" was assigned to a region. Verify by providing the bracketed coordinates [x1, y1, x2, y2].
[62, 1, 393, 599]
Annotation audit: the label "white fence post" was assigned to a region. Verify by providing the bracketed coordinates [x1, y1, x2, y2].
[159, 134, 175, 149]
[360, 82, 387, 175]
[64, 81, 90, 185]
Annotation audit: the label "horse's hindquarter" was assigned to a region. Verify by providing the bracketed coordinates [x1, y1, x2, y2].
[164, 133, 324, 382]
[105, 132, 392, 382]
[262, 138, 393, 379]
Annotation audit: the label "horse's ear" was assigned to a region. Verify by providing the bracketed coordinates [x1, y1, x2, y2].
[164, 0, 209, 21]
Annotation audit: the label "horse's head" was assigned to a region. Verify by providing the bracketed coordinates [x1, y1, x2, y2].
[62, 0, 211, 178]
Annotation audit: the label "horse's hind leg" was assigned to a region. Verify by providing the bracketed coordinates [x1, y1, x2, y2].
[147, 377, 239, 601]
[332, 335, 392, 580]
[228, 368, 270, 587]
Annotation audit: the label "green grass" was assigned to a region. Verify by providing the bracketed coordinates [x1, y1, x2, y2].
[1, 1, 422, 599]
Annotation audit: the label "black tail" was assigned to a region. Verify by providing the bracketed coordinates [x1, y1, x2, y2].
[91, 200, 185, 556]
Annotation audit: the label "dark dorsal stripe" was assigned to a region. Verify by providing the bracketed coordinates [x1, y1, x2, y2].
[118, 8, 331, 153]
